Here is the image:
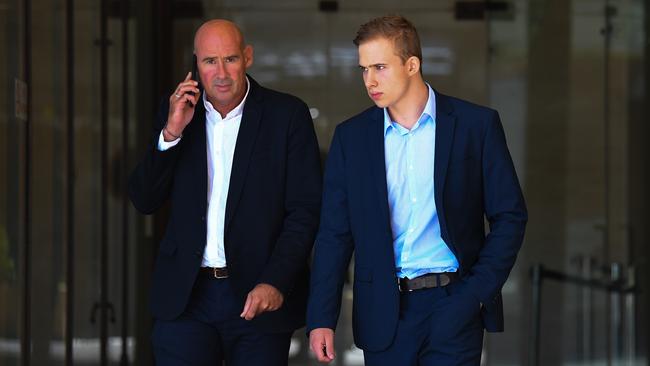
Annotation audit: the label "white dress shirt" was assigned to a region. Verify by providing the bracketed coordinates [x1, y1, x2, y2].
[158, 78, 250, 267]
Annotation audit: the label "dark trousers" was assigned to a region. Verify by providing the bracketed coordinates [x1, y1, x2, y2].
[152, 275, 292, 366]
[363, 280, 484, 366]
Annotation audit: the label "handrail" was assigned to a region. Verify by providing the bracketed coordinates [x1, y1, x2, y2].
[528, 262, 637, 366]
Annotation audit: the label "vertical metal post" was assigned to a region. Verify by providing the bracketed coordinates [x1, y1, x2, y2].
[601, 0, 613, 260]
[584, 257, 595, 362]
[21, 0, 32, 363]
[120, 0, 130, 364]
[610, 263, 623, 365]
[574, 256, 584, 362]
[99, 0, 109, 363]
[529, 264, 543, 366]
[601, 2, 614, 363]
[65, 0, 75, 365]
[624, 266, 635, 366]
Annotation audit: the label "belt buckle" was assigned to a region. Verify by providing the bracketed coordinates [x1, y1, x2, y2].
[213, 267, 228, 279]
[397, 277, 413, 292]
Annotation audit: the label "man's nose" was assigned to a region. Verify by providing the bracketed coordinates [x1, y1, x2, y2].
[215, 60, 227, 79]
[364, 70, 376, 88]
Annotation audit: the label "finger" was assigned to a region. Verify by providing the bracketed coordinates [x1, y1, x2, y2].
[181, 94, 197, 108]
[244, 300, 259, 320]
[324, 333, 336, 360]
[317, 343, 332, 363]
[173, 79, 198, 96]
[240, 294, 253, 318]
[310, 340, 323, 361]
[309, 336, 321, 359]
[176, 84, 200, 95]
[184, 71, 192, 81]
[174, 90, 197, 108]
[187, 93, 198, 108]
[170, 94, 191, 109]
[310, 335, 330, 363]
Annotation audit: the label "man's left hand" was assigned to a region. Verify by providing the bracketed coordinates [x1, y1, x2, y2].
[240, 283, 284, 320]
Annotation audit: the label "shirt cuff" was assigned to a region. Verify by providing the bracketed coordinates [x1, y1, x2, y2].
[157, 130, 181, 151]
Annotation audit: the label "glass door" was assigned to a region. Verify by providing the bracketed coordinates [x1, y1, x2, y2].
[0, 0, 26, 364]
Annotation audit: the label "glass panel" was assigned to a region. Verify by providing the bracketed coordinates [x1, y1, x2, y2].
[488, 0, 647, 365]
[73, 0, 102, 363]
[106, 14, 138, 365]
[485, 2, 529, 365]
[0, 0, 25, 364]
[30, 0, 67, 363]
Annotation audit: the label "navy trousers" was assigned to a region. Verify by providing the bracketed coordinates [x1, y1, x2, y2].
[363, 280, 484, 366]
[152, 275, 292, 366]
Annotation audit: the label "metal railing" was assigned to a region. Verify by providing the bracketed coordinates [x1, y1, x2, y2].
[528, 258, 637, 366]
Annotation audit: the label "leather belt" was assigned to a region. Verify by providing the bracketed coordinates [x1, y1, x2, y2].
[398, 272, 459, 292]
[199, 266, 229, 279]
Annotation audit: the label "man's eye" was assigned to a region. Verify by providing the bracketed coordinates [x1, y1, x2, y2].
[225, 57, 237, 63]
[376, 65, 385, 70]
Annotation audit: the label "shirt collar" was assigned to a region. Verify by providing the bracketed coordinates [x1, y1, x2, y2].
[383, 83, 436, 136]
[203, 76, 251, 120]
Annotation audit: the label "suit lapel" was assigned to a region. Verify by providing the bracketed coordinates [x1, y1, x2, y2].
[433, 91, 456, 240]
[366, 107, 392, 233]
[224, 78, 263, 231]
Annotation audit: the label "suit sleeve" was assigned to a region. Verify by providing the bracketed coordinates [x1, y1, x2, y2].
[306, 127, 355, 333]
[257, 101, 323, 295]
[128, 100, 181, 214]
[465, 110, 528, 304]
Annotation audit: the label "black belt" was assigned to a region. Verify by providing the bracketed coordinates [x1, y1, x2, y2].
[398, 272, 459, 292]
[199, 266, 229, 279]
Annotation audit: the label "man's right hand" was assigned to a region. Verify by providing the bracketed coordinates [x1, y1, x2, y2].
[309, 328, 336, 363]
[164, 72, 200, 141]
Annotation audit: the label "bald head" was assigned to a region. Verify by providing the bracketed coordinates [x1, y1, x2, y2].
[194, 19, 246, 53]
[192, 19, 253, 117]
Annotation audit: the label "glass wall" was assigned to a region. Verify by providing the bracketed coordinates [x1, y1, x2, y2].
[30, 0, 67, 362]
[493, 0, 646, 365]
[0, 0, 25, 365]
[0, 0, 140, 364]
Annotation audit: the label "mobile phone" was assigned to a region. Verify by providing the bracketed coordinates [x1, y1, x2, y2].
[188, 54, 201, 107]
[192, 54, 201, 88]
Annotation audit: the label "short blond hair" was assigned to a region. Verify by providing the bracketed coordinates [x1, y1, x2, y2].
[353, 15, 422, 64]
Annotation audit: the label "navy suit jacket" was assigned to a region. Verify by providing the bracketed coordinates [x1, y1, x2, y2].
[129, 77, 322, 333]
[306, 90, 527, 351]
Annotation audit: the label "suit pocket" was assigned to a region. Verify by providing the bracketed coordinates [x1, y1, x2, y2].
[354, 267, 373, 283]
[158, 236, 177, 256]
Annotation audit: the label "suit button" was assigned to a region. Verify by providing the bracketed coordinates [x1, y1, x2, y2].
[194, 250, 201, 257]
[201, 216, 205, 221]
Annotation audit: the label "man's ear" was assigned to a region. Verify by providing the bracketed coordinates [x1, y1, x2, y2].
[406, 56, 420, 75]
[244, 45, 254, 68]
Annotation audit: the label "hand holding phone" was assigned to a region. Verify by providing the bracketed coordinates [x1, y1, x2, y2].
[164, 71, 200, 141]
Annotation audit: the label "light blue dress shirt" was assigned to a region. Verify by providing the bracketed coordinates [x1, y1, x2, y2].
[384, 85, 459, 279]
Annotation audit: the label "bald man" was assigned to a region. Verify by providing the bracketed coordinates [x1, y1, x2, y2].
[129, 20, 322, 365]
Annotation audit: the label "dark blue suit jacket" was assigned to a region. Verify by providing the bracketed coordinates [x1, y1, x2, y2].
[129, 77, 322, 333]
[306, 91, 527, 351]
